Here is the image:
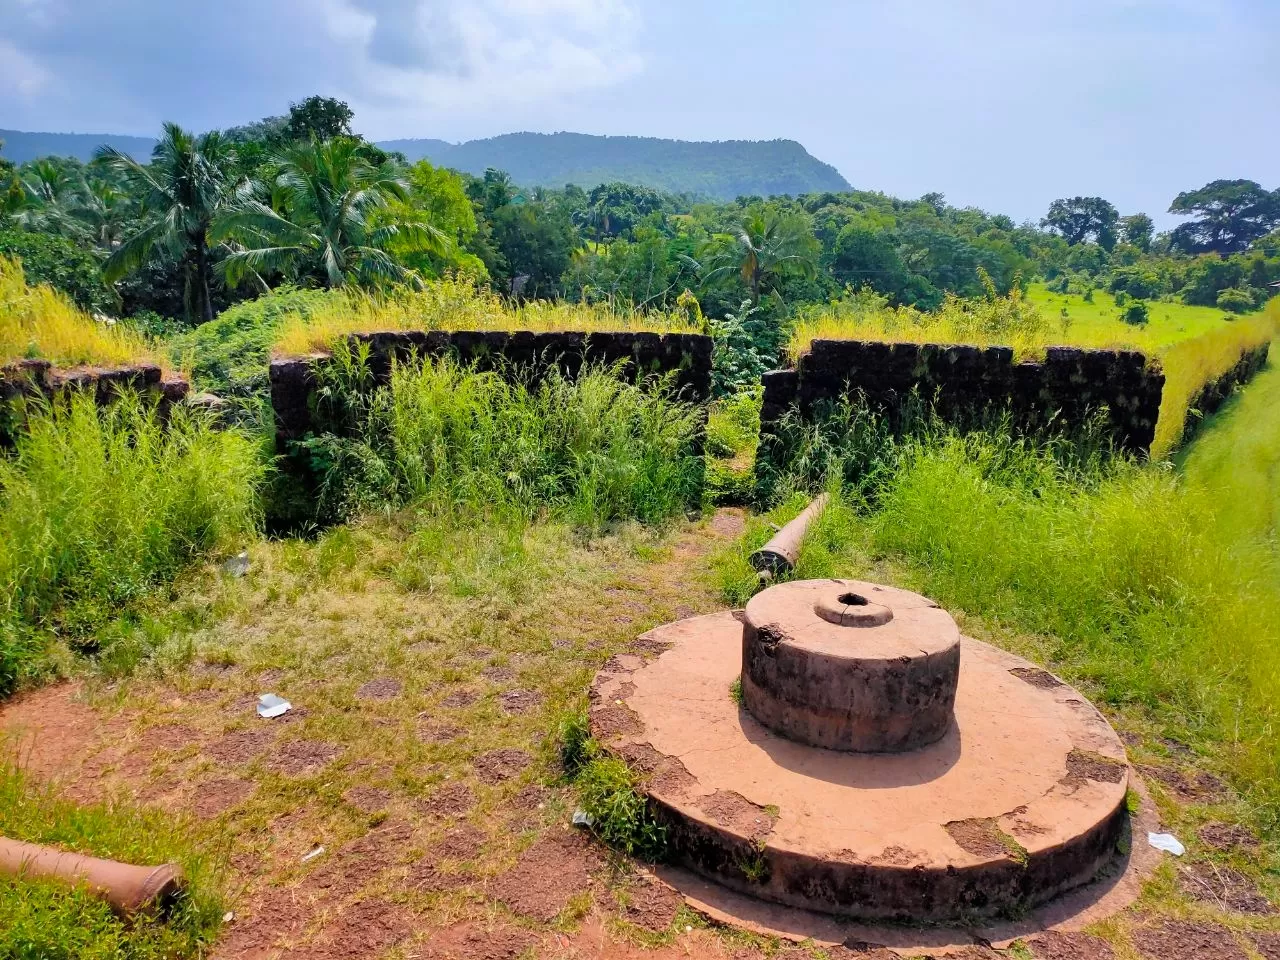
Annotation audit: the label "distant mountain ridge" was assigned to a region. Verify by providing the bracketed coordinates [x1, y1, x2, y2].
[1, 128, 850, 199]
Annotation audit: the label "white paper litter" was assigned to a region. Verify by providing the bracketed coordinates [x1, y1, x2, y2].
[572, 809, 594, 827]
[257, 693, 292, 719]
[301, 846, 326, 863]
[1147, 832, 1185, 856]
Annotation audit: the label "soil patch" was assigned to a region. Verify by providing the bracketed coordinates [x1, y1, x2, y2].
[1132, 921, 1248, 960]
[498, 689, 543, 714]
[344, 786, 391, 812]
[442, 689, 478, 708]
[700, 790, 775, 842]
[710, 510, 746, 538]
[1138, 764, 1227, 803]
[1010, 667, 1064, 689]
[268, 738, 343, 775]
[422, 782, 475, 818]
[312, 898, 412, 959]
[1028, 931, 1115, 960]
[206, 729, 275, 766]
[431, 824, 485, 862]
[618, 876, 682, 931]
[945, 819, 1012, 860]
[473, 748, 531, 784]
[418, 720, 463, 743]
[489, 835, 593, 922]
[356, 677, 402, 701]
[590, 703, 642, 740]
[1064, 749, 1127, 785]
[193, 778, 255, 819]
[212, 885, 316, 959]
[1177, 862, 1274, 914]
[482, 666, 515, 682]
[1251, 932, 1280, 960]
[1198, 821, 1259, 852]
[422, 922, 541, 960]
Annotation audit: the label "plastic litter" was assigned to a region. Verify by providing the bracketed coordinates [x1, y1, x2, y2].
[572, 809, 594, 827]
[1147, 832, 1185, 856]
[257, 694, 292, 719]
[222, 551, 250, 578]
[301, 846, 325, 863]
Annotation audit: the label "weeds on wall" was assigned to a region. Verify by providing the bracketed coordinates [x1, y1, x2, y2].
[301, 344, 704, 532]
[0, 392, 263, 694]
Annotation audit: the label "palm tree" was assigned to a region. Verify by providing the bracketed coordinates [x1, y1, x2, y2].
[212, 137, 445, 290]
[695, 206, 819, 303]
[97, 123, 235, 322]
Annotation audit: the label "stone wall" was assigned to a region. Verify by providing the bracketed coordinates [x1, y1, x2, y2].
[1180, 341, 1270, 444]
[1, 359, 190, 444]
[758, 340, 1167, 474]
[269, 329, 713, 451]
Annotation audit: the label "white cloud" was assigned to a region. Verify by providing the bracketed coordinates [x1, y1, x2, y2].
[0, 38, 51, 98]
[321, 0, 643, 135]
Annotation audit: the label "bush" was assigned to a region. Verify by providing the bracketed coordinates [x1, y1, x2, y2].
[1121, 300, 1150, 326]
[1114, 290, 1128, 306]
[308, 348, 704, 531]
[0, 393, 263, 692]
[0, 230, 115, 315]
[1216, 287, 1256, 314]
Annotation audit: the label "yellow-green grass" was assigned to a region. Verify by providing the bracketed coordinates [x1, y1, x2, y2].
[1180, 345, 1280, 553]
[787, 285, 1277, 459]
[0, 256, 157, 369]
[1025, 282, 1260, 352]
[3, 508, 746, 957]
[0, 763, 223, 960]
[271, 276, 695, 357]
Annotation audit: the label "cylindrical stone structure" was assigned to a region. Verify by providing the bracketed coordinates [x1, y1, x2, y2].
[740, 579, 960, 752]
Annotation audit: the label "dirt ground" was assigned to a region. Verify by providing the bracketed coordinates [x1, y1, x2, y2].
[3, 507, 1278, 959]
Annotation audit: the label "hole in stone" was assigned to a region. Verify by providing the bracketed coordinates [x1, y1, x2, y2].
[838, 592, 869, 607]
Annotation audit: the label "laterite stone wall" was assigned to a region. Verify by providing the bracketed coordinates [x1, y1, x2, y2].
[0, 359, 190, 445]
[269, 329, 713, 451]
[1180, 341, 1270, 444]
[758, 340, 1167, 466]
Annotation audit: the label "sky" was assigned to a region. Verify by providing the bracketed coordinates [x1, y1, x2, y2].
[1, 0, 1278, 226]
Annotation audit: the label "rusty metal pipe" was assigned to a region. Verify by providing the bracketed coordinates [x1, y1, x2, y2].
[749, 492, 830, 578]
[0, 836, 185, 917]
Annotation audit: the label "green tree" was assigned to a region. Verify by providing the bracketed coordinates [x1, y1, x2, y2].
[286, 96, 355, 142]
[830, 225, 913, 303]
[1119, 213, 1154, 252]
[379, 160, 487, 279]
[213, 136, 443, 290]
[97, 123, 236, 322]
[696, 205, 819, 303]
[1169, 180, 1280, 254]
[1041, 197, 1119, 249]
[579, 182, 666, 244]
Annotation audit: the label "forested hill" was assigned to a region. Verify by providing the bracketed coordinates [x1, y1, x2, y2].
[377, 133, 851, 199]
[0, 129, 159, 165]
[2, 128, 850, 199]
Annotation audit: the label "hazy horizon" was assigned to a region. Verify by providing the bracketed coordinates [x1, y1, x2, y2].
[3, 0, 1277, 227]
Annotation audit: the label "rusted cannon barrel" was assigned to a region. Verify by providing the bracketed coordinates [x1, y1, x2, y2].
[0, 836, 185, 916]
[749, 492, 830, 578]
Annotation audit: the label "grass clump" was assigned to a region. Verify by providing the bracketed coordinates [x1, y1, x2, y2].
[271, 276, 694, 357]
[0, 256, 156, 369]
[307, 347, 704, 531]
[0, 392, 263, 693]
[574, 752, 668, 860]
[0, 764, 222, 960]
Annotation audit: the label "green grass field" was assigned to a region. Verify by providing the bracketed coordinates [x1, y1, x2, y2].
[1025, 282, 1257, 352]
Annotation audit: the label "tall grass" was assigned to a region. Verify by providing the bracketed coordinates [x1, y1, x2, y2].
[728, 423, 1280, 824]
[0, 256, 155, 368]
[306, 348, 704, 531]
[0, 763, 222, 960]
[1151, 308, 1278, 457]
[271, 276, 695, 357]
[0, 393, 263, 693]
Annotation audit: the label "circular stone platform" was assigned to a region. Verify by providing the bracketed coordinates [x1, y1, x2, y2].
[589, 606, 1130, 923]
